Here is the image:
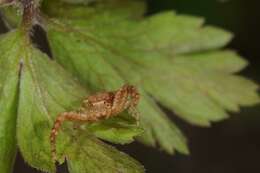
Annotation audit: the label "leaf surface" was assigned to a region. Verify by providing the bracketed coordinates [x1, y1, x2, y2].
[66, 131, 144, 173]
[45, 0, 259, 155]
[0, 31, 20, 173]
[0, 29, 143, 173]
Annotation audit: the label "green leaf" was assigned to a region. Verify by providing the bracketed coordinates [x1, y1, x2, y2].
[138, 51, 259, 125]
[45, 2, 189, 155]
[0, 5, 22, 29]
[128, 12, 232, 54]
[17, 32, 86, 172]
[0, 29, 143, 173]
[66, 130, 144, 173]
[42, 0, 146, 20]
[0, 31, 20, 173]
[45, 0, 259, 155]
[46, 21, 188, 154]
[137, 92, 188, 154]
[87, 114, 143, 144]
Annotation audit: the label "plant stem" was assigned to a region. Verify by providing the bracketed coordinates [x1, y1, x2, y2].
[20, 0, 38, 30]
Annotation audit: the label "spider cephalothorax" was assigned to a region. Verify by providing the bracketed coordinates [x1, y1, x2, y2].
[50, 84, 140, 161]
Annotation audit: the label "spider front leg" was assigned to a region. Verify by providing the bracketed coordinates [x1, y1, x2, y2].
[50, 111, 99, 162]
[113, 85, 140, 124]
[50, 112, 77, 161]
[111, 85, 130, 115]
[126, 86, 140, 124]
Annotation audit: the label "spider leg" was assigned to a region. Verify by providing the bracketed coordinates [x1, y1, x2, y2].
[111, 85, 129, 115]
[123, 96, 140, 124]
[50, 110, 109, 162]
[128, 85, 140, 108]
[125, 85, 140, 124]
[50, 112, 75, 162]
[50, 112, 95, 162]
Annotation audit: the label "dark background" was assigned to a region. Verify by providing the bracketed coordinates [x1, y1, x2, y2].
[6, 0, 260, 172]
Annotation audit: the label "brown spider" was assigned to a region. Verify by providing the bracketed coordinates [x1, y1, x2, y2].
[50, 84, 140, 161]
